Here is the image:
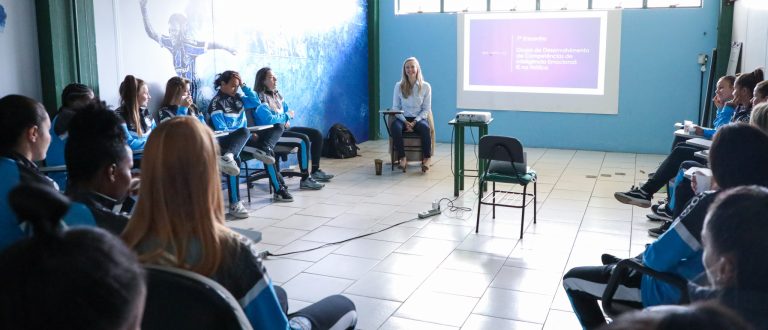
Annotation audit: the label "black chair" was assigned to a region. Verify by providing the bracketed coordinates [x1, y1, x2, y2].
[142, 265, 253, 330]
[475, 135, 537, 239]
[381, 110, 435, 171]
[602, 258, 690, 317]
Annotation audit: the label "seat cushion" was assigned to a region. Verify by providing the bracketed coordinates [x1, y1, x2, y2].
[485, 160, 536, 184]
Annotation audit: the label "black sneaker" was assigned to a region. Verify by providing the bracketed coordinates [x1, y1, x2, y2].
[601, 253, 622, 265]
[614, 186, 652, 208]
[274, 188, 294, 202]
[647, 204, 673, 222]
[648, 221, 672, 238]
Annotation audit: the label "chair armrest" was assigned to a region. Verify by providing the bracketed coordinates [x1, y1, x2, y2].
[38, 165, 67, 173]
[380, 109, 404, 115]
[601, 258, 690, 316]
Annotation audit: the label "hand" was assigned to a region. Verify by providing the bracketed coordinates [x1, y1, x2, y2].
[713, 94, 723, 108]
[285, 121, 291, 129]
[287, 110, 295, 119]
[233, 72, 243, 87]
[693, 126, 703, 136]
[129, 178, 141, 197]
[181, 95, 193, 107]
[690, 172, 698, 192]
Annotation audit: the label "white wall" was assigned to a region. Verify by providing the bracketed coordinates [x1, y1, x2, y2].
[733, 0, 768, 72]
[93, 0, 122, 106]
[0, 0, 42, 100]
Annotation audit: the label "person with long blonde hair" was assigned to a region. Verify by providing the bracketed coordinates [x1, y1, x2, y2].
[116, 75, 156, 151]
[391, 57, 433, 172]
[122, 117, 357, 330]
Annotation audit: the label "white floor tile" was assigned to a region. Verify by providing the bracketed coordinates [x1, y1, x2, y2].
[342, 294, 401, 330]
[473, 288, 552, 324]
[333, 239, 402, 260]
[461, 314, 542, 330]
[489, 266, 562, 296]
[394, 290, 479, 327]
[304, 254, 380, 280]
[344, 271, 424, 302]
[281, 273, 353, 303]
[379, 316, 459, 330]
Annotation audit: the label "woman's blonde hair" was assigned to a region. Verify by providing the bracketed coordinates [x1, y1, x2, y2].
[399, 57, 424, 99]
[751, 102, 768, 134]
[122, 117, 231, 276]
[161, 76, 198, 115]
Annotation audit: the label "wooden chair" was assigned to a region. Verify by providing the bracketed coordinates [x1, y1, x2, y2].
[381, 109, 436, 171]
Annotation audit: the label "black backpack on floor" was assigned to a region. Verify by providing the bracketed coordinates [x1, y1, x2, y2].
[323, 123, 360, 159]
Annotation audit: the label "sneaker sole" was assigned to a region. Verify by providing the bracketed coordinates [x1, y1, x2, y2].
[221, 167, 241, 176]
[228, 212, 249, 219]
[300, 185, 324, 190]
[646, 213, 673, 222]
[614, 192, 652, 208]
[273, 197, 294, 202]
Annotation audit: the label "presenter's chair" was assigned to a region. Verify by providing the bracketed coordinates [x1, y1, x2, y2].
[383, 110, 436, 171]
[142, 265, 253, 330]
[475, 135, 537, 239]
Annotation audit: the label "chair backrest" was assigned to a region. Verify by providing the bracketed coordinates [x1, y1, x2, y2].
[142, 265, 253, 330]
[0, 157, 23, 251]
[478, 135, 526, 164]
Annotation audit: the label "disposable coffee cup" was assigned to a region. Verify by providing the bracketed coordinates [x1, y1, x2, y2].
[374, 159, 383, 175]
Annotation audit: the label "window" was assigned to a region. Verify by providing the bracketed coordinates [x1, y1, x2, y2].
[397, 0, 441, 14]
[490, 0, 537, 11]
[538, 0, 588, 10]
[591, 0, 643, 9]
[646, 0, 702, 7]
[444, 0, 488, 12]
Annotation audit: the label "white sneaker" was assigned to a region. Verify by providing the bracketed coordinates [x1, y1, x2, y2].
[219, 153, 240, 176]
[228, 201, 250, 219]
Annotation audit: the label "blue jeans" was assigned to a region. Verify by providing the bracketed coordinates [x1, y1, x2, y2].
[391, 117, 431, 159]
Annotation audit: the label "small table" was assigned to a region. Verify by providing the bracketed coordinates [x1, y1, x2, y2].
[449, 118, 493, 196]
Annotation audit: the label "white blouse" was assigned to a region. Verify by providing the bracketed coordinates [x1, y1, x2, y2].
[392, 81, 431, 123]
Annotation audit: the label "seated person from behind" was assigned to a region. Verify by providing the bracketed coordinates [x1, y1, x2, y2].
[121, 117, 357, 330]
[563, 124, 768, 330]
[0, 183, 146, 330]
[116, 75, 156, 151]
[253, 67, 330, 190]
[0, 95, 54, 250]
[690, 185, 768, 329]
[46, 83, 95, 189]
[65, 100, 135, 235]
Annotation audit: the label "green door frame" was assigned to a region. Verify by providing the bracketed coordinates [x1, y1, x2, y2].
[35, 0, 98, 116]
[368, 0, 381, 140]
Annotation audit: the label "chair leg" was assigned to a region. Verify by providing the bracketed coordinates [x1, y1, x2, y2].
[521, 184, 527, 239]
[244, 161, 251, 203]
[533, 181, 537, 224]
[476, 179, 484, 233]
[492, 181, 496, 219]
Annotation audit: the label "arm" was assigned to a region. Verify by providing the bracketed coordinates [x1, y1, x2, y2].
[122, 124, 147, 150]
[414, 82, 432, 123]
[208, 96, 230, 131]
[253, 103, 289, 125]
[208, 40, 237, 55]
[392, 83, 406, 122]
[239, 85, 261, 109]
[139, 0, 160, 43]
[643, 195, 709, 272]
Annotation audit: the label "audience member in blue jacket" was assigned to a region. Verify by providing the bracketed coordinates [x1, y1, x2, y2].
[690, 185, 768, 330]
[689, 75, 735, 140]
[563, 124, 768, 330]
[0, 95, 55, 250]
[615, 68, 764, 209]
[115, 75, 156, 151]
[253, 67, 332, 191]
[45, 83, 94, 190]
[209, 70, 294, 203]
[122, 117, 357, 330]
[65, 101, 135, 235]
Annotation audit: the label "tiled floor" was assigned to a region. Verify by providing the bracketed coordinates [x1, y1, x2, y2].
[227, 140, 665, 329]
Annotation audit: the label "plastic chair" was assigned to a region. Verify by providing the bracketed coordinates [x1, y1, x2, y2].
[475, 135, 537, 239]
[382, 110, 436, 170]
[142, 265, 253, 330]
[602, 258, 690, 317]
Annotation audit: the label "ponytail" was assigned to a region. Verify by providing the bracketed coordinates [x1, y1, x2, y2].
[119, 75, 145, 137]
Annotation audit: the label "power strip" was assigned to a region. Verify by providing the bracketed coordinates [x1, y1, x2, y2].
[418, 208, 441, 219]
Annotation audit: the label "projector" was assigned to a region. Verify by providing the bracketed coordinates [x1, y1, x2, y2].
[456, 111, 492, 123]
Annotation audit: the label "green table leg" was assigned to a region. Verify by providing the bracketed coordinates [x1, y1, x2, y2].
[479, 124, 488, 191]
[453, 125, 461, 196]
[458, 126, 465, 191]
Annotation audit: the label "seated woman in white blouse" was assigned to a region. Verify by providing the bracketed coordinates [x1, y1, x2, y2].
[391, 57, 433, 173]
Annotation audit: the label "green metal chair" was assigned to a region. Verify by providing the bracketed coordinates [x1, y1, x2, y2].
[475, 135, 537, 239]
